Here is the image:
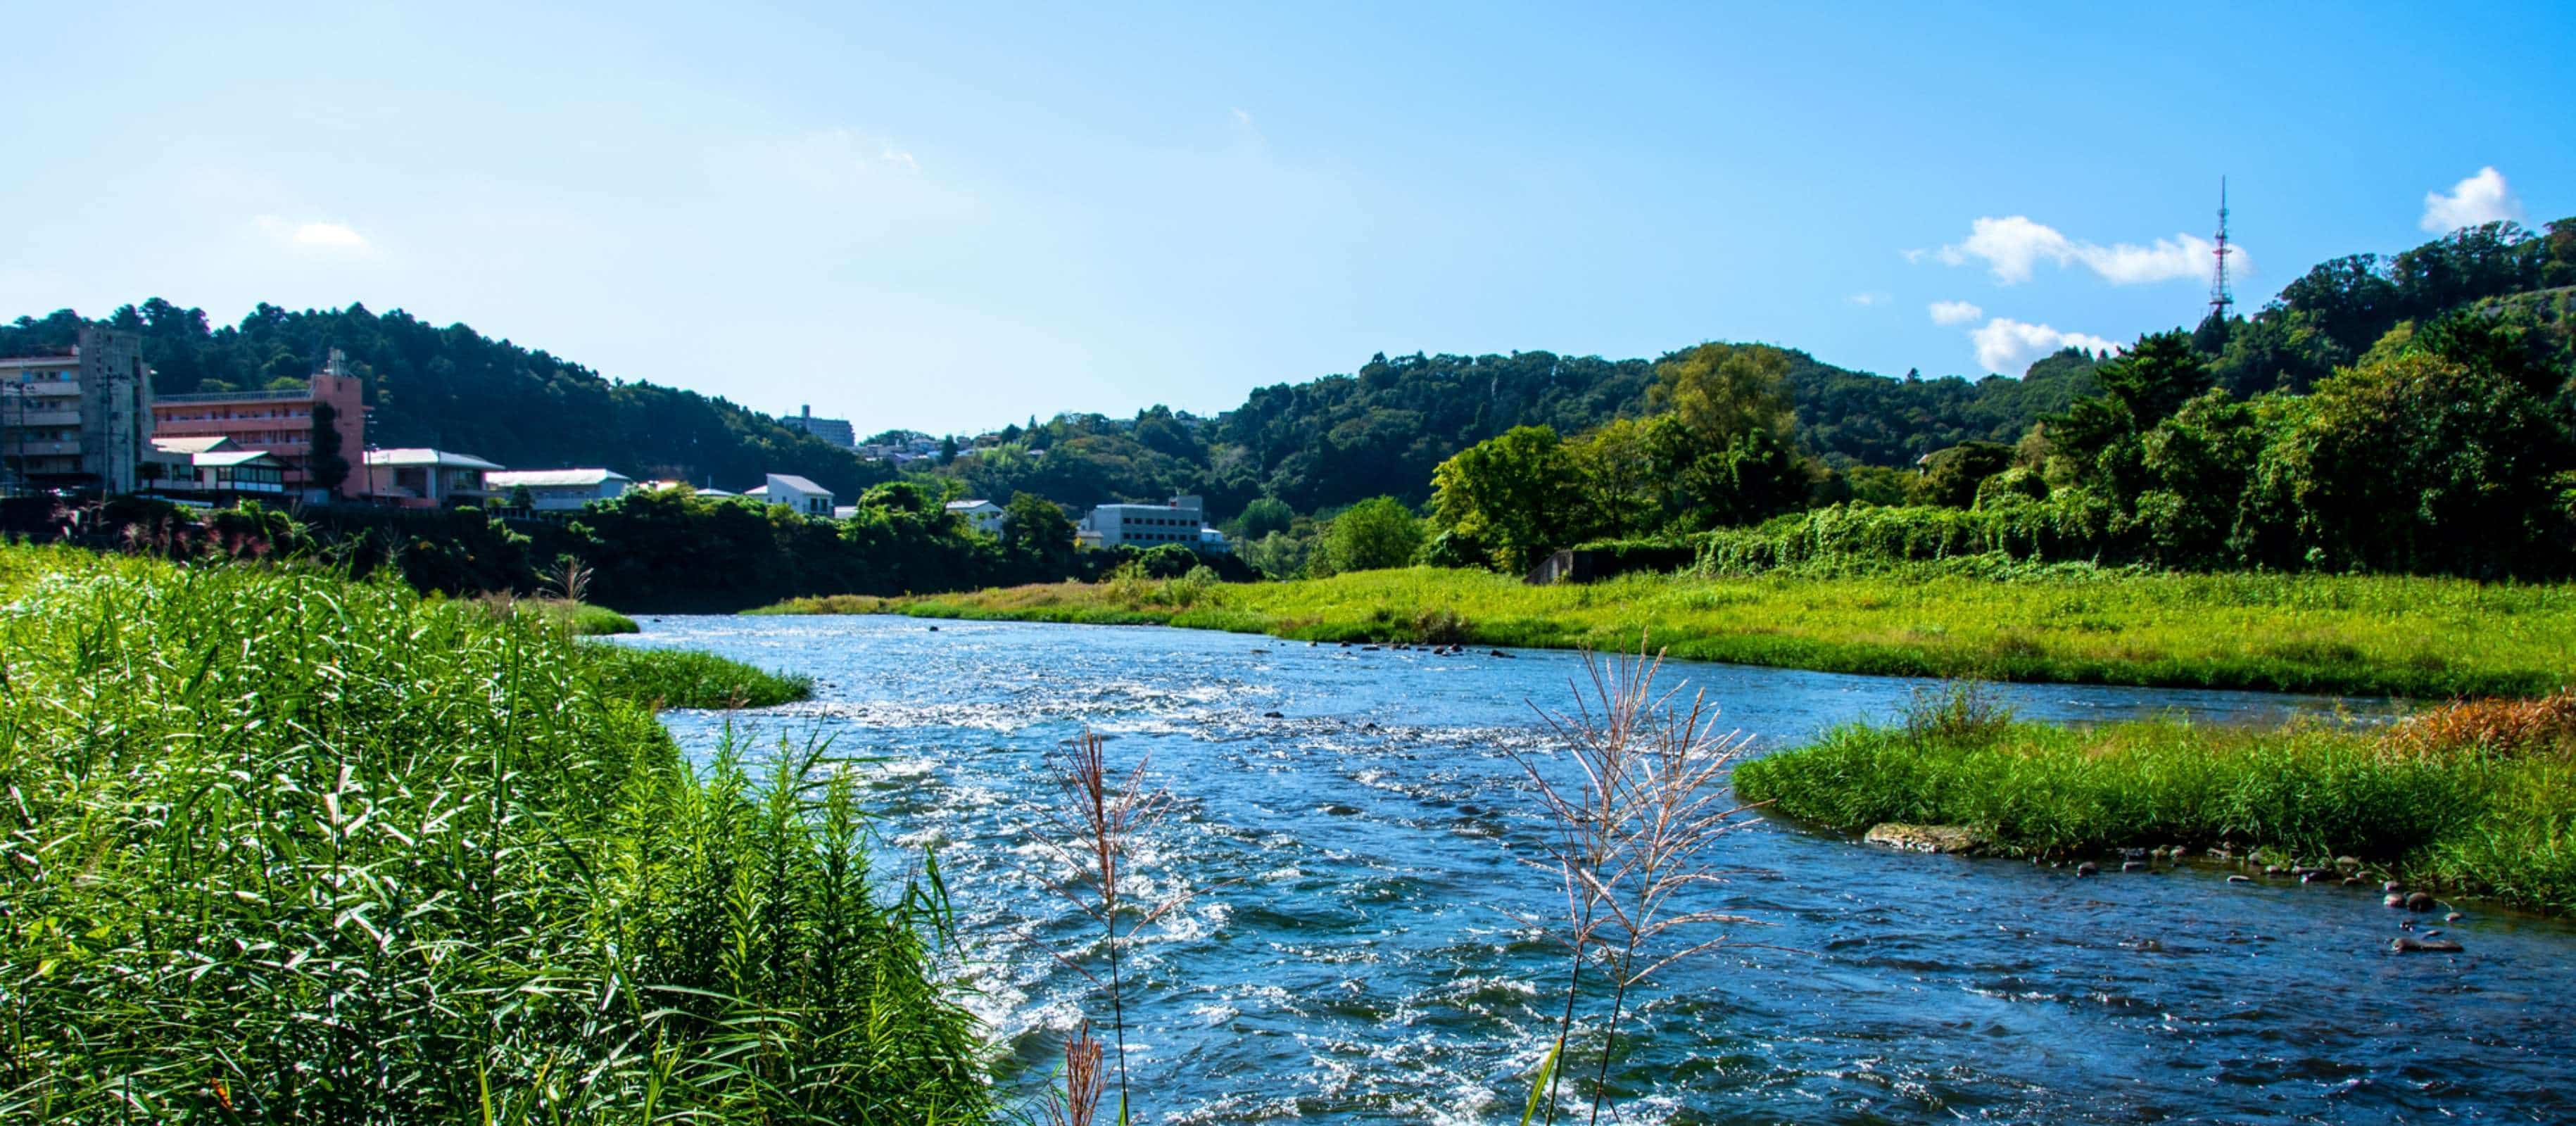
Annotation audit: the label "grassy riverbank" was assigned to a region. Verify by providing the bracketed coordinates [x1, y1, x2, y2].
[1736, 692, 2576, 915]
[753, 565, 2576, 698]
[0, 545, 983, 1122]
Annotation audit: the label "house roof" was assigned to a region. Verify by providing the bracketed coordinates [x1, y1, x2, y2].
[946, 499, 1002, 512]
[764, 474, 830, 495]
[150, 436, 238, 455]
[486, 468, 631, 489]
[195, 450, 281, 468]
[364, 448, 505, 470]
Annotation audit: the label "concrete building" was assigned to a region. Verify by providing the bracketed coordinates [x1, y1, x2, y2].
[0, 326, 154, 496]
[781, 405, 856, 449]
[947, 498, 1006, 535]
[486, 468, 635, 511]
[744, 473, 833, 516]
[1077, 494, 1227, 551]
[362, 448, 503, 508]
[149, 349, 366, 500]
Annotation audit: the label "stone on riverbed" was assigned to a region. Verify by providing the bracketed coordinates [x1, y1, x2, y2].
[1862, 823, 1988, 854]
[2392, 935, 2464, 954]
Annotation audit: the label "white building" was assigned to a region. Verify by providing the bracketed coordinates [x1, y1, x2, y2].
[744, 473, 834, 517]
[141, 436, 287, 499]
[1078, 494, 1227, 552]
[363, 448, 503, 509]
[486, 468, 636, 511]
[947, 498, 1006, 535]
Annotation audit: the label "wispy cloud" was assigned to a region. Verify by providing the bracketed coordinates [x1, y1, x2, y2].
[1848, 291, 1890, 306]
[1934, 215, 2244, 286]
[880, 145, 920, 173]
[2420, 166, 2522, 232]
[1928, 299, 1983, 326]
[255, 216, 369, 251]
[1970, 317, 2119, 375]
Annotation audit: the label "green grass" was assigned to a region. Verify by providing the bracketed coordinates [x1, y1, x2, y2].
[1735, 705, 2576, 916]
[476, 593, 643, 635]
[585, 643, 815, 709]
[0, 545, 988, 1122]
[752, 565, 2576, 698]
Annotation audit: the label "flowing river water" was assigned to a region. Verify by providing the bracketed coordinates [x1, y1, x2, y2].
[621, 615, 2573, 1123]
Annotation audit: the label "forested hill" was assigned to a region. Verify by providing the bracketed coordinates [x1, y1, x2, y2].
[8, 215, 2565, 520]
[0, 301, 892, 498]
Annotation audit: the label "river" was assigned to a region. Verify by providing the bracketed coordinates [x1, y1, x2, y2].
[620, 614, 2572, 1123]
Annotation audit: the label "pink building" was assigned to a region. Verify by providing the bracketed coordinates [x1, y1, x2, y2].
[149, 351, 366, 499]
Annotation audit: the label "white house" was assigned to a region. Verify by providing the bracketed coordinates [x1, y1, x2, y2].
[947, 498, 1006, 535]
[1078, 494, 1227, 552]
[486, 468, 635, 511]
[744, 473, 834, 517]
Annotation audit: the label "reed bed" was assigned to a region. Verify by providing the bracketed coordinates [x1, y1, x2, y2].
[1736, 690, 2576, 915]
[757, 565, 2576, 698]
[0, 545, 989, 1122]
[583, 643, 814, 709]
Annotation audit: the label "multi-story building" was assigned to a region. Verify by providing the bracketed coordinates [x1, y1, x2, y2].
[0, 326, 154, 496]
[149, 349, 366, 499]
[781, 404, 856, 449]
[1076, 494, 1229, 552]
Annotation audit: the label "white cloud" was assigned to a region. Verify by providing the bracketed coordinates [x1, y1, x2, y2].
[1900, 247, 1930, 265]
[1848, 291, 1889, 306]
[1928, 299, 1983, 326]
[2420, 166, 2523, 232]
[254, 216, 369, 251]
[879, 146, 920, 173]
[1936, 215, 2244, 285]
[1969, 317, 2120, 375]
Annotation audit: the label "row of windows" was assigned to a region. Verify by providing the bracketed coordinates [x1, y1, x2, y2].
[158, 408, 311, 422]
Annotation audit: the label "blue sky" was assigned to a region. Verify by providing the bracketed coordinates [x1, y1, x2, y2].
[6, 1, 2569, 434]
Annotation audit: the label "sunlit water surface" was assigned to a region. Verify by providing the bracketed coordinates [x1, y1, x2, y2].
[621, 615, 2572, 1124]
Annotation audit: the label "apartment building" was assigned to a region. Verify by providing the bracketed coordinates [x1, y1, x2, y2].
[149, 349, 366, 499]
[0, 326, 154, 496]
[780, 404, 856, 449]
[1076, 494, 1229, 552]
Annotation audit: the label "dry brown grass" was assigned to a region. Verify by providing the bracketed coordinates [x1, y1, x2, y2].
[2380, 690, 2576, 759]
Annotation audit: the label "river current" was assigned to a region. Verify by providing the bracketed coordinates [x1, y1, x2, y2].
[623, 615, 2572, 1124]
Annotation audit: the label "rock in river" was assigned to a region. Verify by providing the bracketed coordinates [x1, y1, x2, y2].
[1862, 823, 1989, 854]
[2392, 935, 2465, 954]
[2406, 891, 2437, 913]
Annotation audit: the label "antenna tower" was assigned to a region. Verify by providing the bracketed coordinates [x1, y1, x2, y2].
[2208, 177, 2234, 321]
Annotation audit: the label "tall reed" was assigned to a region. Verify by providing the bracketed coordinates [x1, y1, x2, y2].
[1026, 732, 1183, 1122]
[1510, 641, 1764, 1122]
[0, 545, 990, 1122]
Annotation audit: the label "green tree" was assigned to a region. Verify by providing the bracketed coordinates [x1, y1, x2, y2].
[1917, 441, 2013, 509]
[1429, 426, 1586, 572]
[308, 400, 351, 495]
[998, 493, 1076, 581]
[2246, 347, 2570, 574]
[1565, 416, 1661, 536]
[1649, 343, 1794, 448]
[1316, 496, 1426, 574]
[1236, 497, 1294, 541]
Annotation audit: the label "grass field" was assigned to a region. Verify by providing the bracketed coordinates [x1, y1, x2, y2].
[754, 565, 2576, 698]
[1736, 690, 2576, 916]
[0, 545, 984, 1122]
